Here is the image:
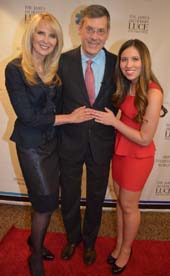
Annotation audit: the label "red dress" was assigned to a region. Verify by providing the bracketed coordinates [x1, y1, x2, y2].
[112, 82, 161, 191]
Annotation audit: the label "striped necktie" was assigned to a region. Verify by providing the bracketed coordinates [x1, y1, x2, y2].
[85, 60, 95, 105]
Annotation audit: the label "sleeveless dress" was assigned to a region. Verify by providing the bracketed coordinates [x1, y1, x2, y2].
[112, 82, 161, 191]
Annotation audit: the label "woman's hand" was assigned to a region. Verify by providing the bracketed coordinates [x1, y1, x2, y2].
[69, 106, 94, 123]
[54, 106, 94, 125]
[93, 107, 117, 126]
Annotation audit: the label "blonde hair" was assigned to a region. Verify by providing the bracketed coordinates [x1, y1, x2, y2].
[21, 12, 63, 85]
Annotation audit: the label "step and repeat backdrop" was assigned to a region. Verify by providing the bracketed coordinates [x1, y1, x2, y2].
[0, 0, 170, 208]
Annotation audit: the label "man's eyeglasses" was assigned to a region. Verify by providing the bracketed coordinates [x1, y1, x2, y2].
[85, 26, 107, 36]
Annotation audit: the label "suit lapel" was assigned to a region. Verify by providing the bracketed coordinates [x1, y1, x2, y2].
[74, 47, 91, 104]
[94, 49, 112, 105]
[73, 48, 114, 106]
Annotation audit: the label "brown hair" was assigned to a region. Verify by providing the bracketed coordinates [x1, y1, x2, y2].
[113, 39, 164, 123]
[80, 5, 110, 29]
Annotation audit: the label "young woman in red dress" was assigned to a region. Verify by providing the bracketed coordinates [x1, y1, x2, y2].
[93, 39, 167, 274]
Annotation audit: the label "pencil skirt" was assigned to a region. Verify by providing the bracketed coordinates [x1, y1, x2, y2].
[16, 138, 60, 212]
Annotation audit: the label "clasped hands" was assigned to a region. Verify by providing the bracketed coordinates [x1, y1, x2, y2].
[70, 106, 117, 126]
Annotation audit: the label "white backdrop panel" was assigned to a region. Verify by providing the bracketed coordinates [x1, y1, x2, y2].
[0, 0, 169, 205]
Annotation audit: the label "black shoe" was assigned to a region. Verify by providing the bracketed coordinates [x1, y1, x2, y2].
[61, 243, 77, 260]
[112, 262, 127, 274]
[107, 254, 117, 265]
[112, 249, 132, 274]
[28, 255, 45, 276]
[27, 236, 55, 261]
[83, 247, 96, 265]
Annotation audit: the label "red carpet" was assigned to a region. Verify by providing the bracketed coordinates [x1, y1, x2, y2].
[0, 226, 169, 276]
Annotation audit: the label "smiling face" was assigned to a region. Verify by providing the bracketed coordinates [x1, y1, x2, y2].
[120, 46, 142, 83]
[79, 16, 109, 58]
[32, 19, 58, 61]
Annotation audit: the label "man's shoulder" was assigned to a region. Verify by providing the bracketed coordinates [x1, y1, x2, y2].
[58, 47, 80, 72]
[61, 47, 80, 59]
[103, 49, 117, 68]
[104, 48, 117, 60]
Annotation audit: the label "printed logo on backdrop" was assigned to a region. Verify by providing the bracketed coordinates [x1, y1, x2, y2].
[154, 155, 170, 196]
[156, 155, 170, 168]
[155, 181, 170, 196]
[69, 6, 86, 47]
[128, 15, 149, 33]
[165, 127, 170, 140]
[75, 10, 83, 25]
[25, 5, 46, 22]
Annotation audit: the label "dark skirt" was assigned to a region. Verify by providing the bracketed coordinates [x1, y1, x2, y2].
[16, 138, 60, 212]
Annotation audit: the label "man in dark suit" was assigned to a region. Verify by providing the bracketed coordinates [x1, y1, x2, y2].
[59, 4, 117, 265]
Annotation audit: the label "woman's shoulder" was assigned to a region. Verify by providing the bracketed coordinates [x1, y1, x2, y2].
[5, 57, 28, 86]
[8, 57, 21, 65]
[149, 81, 162, 92]
[6, 57, 22, 72]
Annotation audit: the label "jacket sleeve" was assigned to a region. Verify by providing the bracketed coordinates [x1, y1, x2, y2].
[5, 61, 55, 128]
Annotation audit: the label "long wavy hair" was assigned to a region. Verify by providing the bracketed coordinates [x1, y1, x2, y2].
[21, 12, 63, 85]
[113, 39, 164, 123]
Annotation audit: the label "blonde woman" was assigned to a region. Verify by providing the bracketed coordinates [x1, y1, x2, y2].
[5, 12, 93, 275]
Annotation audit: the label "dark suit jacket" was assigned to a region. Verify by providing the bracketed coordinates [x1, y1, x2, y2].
[58, 47, 117, 164]
[5, 58, 62, 148]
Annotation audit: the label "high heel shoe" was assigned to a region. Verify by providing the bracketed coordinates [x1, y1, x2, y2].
[112, 249, 132, 274]
[107, 254, 117, 265]
[28, 255, 45, 276]
[27, 236, 55, 260]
